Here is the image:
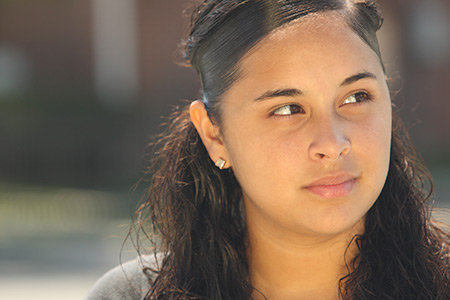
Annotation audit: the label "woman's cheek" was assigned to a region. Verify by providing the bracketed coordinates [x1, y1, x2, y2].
[358, 108, 392, 176]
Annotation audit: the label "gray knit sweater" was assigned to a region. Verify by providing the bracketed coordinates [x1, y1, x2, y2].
[85, 256, 156, 300]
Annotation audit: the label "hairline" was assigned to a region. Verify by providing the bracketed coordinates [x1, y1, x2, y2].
[215, 9, 383, 124]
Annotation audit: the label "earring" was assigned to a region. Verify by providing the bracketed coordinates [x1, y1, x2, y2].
[215, 157, 226, 170]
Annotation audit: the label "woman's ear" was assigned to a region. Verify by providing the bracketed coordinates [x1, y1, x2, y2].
[189, 100, 230, 169]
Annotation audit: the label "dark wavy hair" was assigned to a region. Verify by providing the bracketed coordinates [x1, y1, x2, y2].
[133, 1, 450, 299]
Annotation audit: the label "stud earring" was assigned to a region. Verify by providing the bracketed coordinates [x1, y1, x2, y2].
[215, 158, 226, 170]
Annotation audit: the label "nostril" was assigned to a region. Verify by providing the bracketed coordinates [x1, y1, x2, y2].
[316, 153, 327, 159]
[310, 138, 351, 161]
[307, 120, 352, 162]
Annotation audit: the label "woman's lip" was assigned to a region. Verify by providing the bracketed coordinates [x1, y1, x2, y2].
[304, 177, 357, 199]
[306, 173, 357, 186]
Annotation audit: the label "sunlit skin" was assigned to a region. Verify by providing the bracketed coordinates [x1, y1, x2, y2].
[190, 12, 392, 300]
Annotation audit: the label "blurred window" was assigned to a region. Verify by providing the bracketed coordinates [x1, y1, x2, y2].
[408, 0, 450, 67]
[0, 45, 31, 97]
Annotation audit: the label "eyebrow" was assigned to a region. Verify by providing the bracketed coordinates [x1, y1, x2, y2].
[340, 72, 377, 87]
[253, 88, 303, 102]
[253, 72, 377, 102]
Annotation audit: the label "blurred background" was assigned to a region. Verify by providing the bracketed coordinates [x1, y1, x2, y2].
[0, 0, 449, 299]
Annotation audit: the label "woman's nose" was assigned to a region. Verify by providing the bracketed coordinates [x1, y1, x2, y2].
[308, 115, 351, 162]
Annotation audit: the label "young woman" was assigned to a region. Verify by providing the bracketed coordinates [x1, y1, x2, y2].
[87, 1, 450, 299]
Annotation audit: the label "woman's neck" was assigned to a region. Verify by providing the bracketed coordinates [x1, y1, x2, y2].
[246, 218, 363, 300]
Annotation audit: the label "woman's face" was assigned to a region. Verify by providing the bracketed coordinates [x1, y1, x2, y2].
[219, 14, 392, 239]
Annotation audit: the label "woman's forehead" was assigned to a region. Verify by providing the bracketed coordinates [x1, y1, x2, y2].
[263, 11, 347, 43]
[242, 11, 349, 59]
[236, 13, 380, 80]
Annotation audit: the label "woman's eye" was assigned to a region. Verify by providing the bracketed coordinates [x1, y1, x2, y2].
[272, 104, 303, 116]
[342, 91, 372, 105]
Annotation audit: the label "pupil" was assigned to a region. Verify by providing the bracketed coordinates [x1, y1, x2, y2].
[356, 93, 367, 102]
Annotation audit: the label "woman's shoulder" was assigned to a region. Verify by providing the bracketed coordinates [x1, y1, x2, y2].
[85, 255, 159, 300]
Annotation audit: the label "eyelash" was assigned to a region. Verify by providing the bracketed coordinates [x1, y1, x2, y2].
[270, 91, 373, 118]
[341, 91, 373, 106]
[270, 104, 305, 118]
